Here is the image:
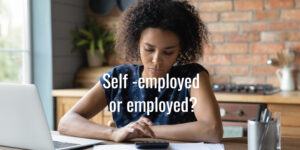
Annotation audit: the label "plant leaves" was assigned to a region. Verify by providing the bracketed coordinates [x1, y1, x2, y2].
[76, 40, 89, 46]
[71, 17, 115, 59]
[103, 34, 114, 42]
[97, 39, 104, 55]
[79, 29, 93, 39]
[90, 40, 95, 55]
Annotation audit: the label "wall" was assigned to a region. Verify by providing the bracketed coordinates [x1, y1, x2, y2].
[192, 0, 300, 87]
[90, 0, 300, 87]
[51, 0, 87, 89]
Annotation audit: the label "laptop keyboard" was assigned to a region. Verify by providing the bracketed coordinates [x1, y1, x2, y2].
[53, 140, 79, 149]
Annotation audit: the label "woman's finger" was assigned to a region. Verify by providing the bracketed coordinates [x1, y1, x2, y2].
[139, 121, 156, 138]
[140, 117, 153, 126]
[126, 127, 135, 133]
[138, 117, 155, 137]
[126, 128, 142, 139]
[133, 122, 150, 137]
[134, 122, 155, 138]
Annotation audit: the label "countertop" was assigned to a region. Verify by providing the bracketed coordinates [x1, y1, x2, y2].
[53, 89, 300, 104]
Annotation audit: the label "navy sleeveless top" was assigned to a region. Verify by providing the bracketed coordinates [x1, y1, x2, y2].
[99, 63, 208, 128]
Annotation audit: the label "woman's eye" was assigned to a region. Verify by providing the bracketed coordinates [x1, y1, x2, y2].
[144, 48, 154, 52]
[164, 52, 174, 55]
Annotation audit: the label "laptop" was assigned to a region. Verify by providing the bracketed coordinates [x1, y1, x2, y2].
[0, 83, 103, 150]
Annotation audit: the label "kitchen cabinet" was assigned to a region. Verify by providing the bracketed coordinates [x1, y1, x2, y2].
[53, 89, 112, 129]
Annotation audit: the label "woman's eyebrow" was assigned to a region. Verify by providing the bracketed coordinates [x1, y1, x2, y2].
[144, 42, 155, 47]
[163, 45, 177, 50]
[144, 42, 177, 49]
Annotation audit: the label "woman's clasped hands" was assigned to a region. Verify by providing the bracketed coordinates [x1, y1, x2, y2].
[111, 117, 156, 142]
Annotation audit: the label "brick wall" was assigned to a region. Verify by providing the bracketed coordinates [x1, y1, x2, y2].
[90, 0, 300, 87]
[189, 0, 300, 87]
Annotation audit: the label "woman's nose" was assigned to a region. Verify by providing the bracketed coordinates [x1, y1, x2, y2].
[152, 51, 163, 64]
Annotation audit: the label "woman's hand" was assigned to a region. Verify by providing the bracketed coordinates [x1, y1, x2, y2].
[111, 117, 155, 142]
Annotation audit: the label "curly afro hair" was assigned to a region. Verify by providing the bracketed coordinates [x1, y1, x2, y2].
[115, 0, 208, 64]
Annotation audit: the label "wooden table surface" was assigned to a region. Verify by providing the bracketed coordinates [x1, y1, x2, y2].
[1, 134, 300, 150]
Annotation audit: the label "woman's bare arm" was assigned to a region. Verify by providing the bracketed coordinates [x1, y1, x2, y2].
[58, 81, 155, 142]
[58, 71, 223, 142]
[57, 82, 115, 140]
[149, 71, 223, 142]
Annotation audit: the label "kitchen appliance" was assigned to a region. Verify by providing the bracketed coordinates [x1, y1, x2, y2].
[212, 83, 278, 137]
[212, 83, 280, 95]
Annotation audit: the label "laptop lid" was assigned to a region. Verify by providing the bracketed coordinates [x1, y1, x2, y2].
[0, 83, 55, 150]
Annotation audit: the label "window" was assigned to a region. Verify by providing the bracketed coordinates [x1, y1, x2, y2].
[0, 0, 31, 83]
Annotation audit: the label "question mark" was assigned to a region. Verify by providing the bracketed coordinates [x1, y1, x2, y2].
[189, 97, 197, 112]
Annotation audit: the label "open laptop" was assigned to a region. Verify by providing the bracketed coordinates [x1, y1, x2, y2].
[0, 83, 103, 150]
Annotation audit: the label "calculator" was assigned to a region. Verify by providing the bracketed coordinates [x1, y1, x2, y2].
[135, 141, 169, 149]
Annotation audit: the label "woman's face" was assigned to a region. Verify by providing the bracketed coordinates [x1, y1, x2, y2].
[139, 28, 180, 78]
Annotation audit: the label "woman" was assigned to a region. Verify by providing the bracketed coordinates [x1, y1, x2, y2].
[58, 0, 223, 143]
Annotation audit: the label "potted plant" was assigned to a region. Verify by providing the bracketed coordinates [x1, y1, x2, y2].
[71, 18, 115, 67]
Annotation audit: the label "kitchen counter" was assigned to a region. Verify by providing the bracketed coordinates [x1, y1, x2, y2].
[215, 91, 300, 104]
[53, 89, 300, 104]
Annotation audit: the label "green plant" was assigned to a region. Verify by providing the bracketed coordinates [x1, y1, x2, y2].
[71, 18, 115, 62]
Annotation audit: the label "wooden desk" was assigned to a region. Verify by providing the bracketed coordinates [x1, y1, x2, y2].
[1, 132, 300, 150]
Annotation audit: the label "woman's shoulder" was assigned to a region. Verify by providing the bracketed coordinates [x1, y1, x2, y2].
[171, 63, 209, 77]
[104, 64, 139, 77]
[113, 64, 137, 71]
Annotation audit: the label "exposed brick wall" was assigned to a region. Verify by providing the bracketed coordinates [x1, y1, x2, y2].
[89, 0, 300, 87]
[192, 0, 300, 87]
